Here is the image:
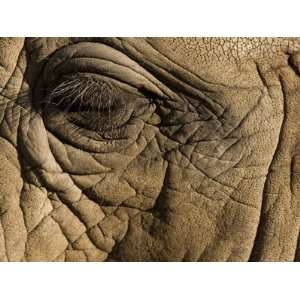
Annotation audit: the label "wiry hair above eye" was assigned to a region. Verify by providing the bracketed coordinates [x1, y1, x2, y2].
[41, 75, 123, 113]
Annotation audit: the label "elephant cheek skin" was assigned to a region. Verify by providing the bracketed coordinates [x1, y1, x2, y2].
[0, 137, 27, 262]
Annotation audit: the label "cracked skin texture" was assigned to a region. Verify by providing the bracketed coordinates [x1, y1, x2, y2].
[1, 38, 300, 261]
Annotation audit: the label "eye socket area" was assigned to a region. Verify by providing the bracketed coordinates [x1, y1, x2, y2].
[36, 73, 158, 152]
[40, 75, 137, 135]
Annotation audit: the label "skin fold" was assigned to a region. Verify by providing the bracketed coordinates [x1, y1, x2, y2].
[1, 37, 300, 261]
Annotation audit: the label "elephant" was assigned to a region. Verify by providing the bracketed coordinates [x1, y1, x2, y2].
[1, 37, 300, 261]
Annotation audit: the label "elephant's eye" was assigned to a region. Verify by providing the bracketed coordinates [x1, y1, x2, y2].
[42, 75, 134, 138]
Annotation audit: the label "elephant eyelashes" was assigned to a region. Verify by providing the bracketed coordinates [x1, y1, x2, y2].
[48, 77, 118, 112]
[43, 76, 131, 136]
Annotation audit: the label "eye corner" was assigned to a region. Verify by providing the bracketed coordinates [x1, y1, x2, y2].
[137, 86, 170, 102]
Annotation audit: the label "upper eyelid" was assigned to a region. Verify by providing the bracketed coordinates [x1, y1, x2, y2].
[41, 42, 177, 99]
[47, 75, 170, 106]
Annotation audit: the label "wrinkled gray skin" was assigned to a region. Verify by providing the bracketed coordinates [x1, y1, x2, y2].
[1, 37, 300, 261]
